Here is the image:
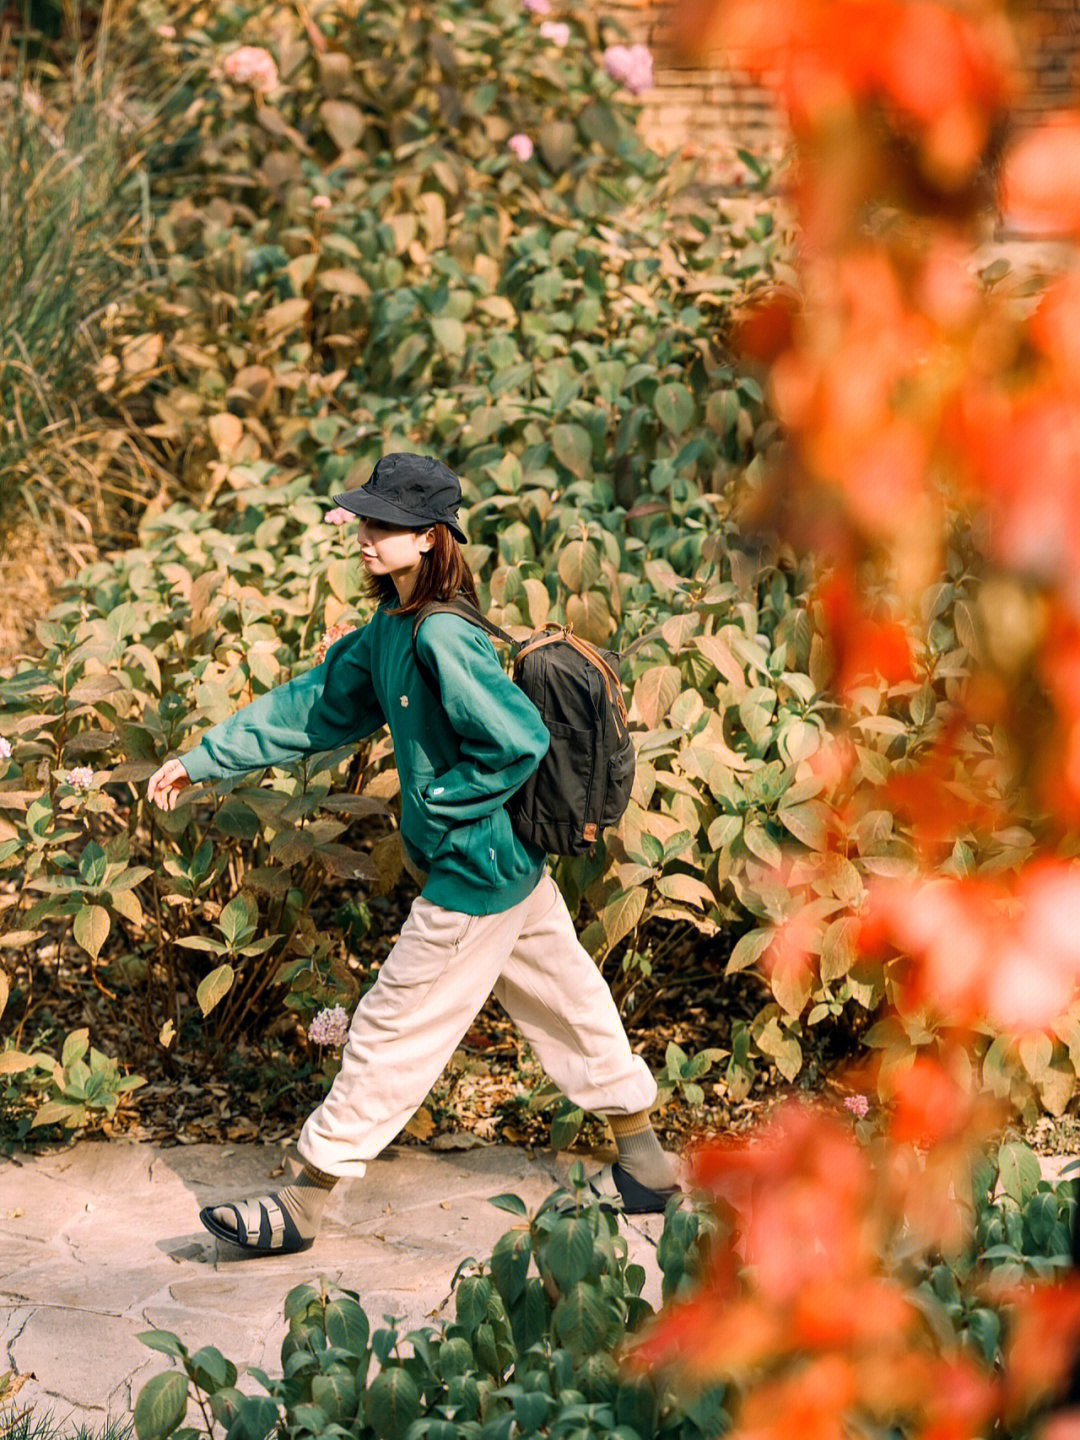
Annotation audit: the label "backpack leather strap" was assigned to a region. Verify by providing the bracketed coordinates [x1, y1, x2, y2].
[513, 626, 628, 726]
[412, 606, 628, 727]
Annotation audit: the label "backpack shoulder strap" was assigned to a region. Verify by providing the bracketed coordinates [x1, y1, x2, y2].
[410, 598, 520, 694]
[411, 597, 519, 650]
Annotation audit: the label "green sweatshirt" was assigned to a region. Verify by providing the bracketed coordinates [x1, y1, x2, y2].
[181, 604, 551, 915]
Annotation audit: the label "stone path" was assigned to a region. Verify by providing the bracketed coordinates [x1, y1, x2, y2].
[0, 1140, 667, 1430]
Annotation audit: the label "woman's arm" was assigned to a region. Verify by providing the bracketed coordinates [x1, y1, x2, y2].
[177, 623, 384, 785]
[414, 614, 549, 822]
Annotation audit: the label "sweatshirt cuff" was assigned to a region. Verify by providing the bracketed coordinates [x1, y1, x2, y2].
[179, 745, 221, 784]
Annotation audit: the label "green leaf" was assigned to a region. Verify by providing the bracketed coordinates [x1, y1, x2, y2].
[324, 1296, 370, 1356]
[966, 1307, 1001, 1364]
[283, 1283, 320, 1322]
[431, 317, 466, 357]
[490, 1229, 532, 1308]
[778, 801, 830, 851]
[230, 1396, 280, 1440]
[31, 1098, 84, 1129]
[365, 1366, 421, 1440]
[546, 1216, 593, 1292]
[1025, 1191, 1059, 1248]
[755, 1016, 803, 1082]
[196, 964, 236, 1018]
[552, 424, 592, 479]
[997, 1142, 1041, 1207]
[654, 383, 695, 436]
[61, 1028, 89, 1068]
[743, 821, 782, 867]
[78, 842, 108, 888]
[456, 1275, 493, 1334]
[134, 1370, 189, 1440]
[553, 1281, 608, 1355]
[707, 814, 742, 850]
[726, 928, 772, 975]
[73, 904, 110, 960]
[488, 1193, 528, 1216]
[137, 1332, 188, 1360]
[550, 1104, 584, 1150]
[188, 1346, 235, 1393]
[311, 1370, 358, 1423]
[218, 894, 258, 948]
[175, 936, 228, 954]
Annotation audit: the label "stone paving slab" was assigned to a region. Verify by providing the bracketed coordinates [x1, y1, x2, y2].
[0, 1141, 666, 1429]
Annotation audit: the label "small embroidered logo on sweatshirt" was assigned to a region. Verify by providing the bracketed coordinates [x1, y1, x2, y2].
[400, 695, 409, 707]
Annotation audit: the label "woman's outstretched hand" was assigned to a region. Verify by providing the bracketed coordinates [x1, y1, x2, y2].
[147, 757, 192, 811]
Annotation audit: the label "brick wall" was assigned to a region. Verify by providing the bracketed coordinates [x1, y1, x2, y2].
[603, 1, 1080, 188]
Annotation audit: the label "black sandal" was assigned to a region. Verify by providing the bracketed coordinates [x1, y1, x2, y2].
[199, 1193, 312, 1254]
[590, 1162, 682, 1215]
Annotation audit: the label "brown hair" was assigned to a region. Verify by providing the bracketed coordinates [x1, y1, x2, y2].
[364, 524, 480, 616]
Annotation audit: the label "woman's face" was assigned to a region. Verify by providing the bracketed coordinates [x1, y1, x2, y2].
[356, 517, 433, 584]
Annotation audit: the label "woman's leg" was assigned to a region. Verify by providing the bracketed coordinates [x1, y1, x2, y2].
[205, 893, 533, 1250]
[491, 876, 678, 1199]
[298, 897, 507, 1175]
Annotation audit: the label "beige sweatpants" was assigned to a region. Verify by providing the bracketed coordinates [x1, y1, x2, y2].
[298, 874, 656, 1178]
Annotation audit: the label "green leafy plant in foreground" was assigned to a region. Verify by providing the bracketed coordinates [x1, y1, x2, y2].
[128, 1140, 1080, 1440]
[132, 1164, 721, 1440]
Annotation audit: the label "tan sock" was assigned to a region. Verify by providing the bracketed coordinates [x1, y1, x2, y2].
[606, 1111, 679, 1192]
[213, 1162, 338, 1241]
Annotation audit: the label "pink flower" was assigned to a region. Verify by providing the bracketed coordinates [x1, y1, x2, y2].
[312, 195, 332, 210]
[67, 767, 94, 791]
[508, 133, 534, 162]
[223, 46, 279, 94]
[156, 24, 176, 39]
[843, 1094, 870, 1119]
[308, 1005, 350, 1046]
[523, 0, 552, 12]
[324, 506, 353, 525]
[603, 42, 654, 96]
[539, 20, 570, 46]
[0, 738, 10, 761]
[316, 622, 358, 664]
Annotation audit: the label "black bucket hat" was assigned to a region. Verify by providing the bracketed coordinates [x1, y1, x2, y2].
[332, 453, 467, 543]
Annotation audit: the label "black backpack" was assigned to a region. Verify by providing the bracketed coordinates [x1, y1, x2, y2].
[412, 599, 636, 856]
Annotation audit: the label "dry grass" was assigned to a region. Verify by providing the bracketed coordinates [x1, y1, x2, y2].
[0, 516, 87, 669]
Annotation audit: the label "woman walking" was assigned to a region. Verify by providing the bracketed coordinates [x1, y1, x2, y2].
[147, 453, 679, 1254]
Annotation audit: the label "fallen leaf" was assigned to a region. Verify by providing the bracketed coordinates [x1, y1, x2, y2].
[432, 1132, 488, 1151]
[404, 1106, 436, 1140]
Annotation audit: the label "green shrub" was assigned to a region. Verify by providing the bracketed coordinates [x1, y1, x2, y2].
[913, 1140, 1077, 1377]
[128, 1144, 1080, 1440]
[82, 0, 778, 531]
[132, 1165, 724, 1440]
[0, 1026, 144, 1144]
